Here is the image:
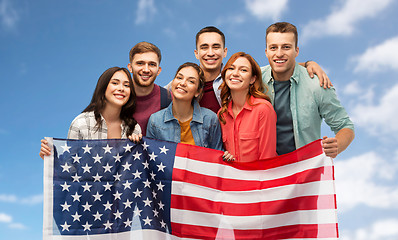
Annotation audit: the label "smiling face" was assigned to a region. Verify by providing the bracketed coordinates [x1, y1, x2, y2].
[128, 51, 162, 88]
[265, 32, 299, 81]
[171, 66, 201, 102]
[224, 57, 256, 93]
[104, 70, 131, 108]
[194, 32, 227, 74]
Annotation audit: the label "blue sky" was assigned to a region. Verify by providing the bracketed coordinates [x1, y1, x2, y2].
[1, 0, 398, 239]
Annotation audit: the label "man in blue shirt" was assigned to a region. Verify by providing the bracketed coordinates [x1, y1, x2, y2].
[261, 22, 355, 158]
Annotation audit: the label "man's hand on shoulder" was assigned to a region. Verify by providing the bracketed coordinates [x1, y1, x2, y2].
[305, 61, 333, 89]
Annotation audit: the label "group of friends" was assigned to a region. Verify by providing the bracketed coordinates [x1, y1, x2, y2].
[39, 22, 355, 162]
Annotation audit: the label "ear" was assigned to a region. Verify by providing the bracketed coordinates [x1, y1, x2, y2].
[127, 63, 133, 72]
[223, 47, 228, 58]
[194, 49, 199, 60]
[264, 48, 269, 59]
[195, 87, 203, 98]
[295, 46, 299, 58]
[156, 66, 162, 76]
[250, 75, 256, 85]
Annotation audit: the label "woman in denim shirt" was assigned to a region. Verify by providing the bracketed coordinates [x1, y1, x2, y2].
[132, 62, 223, 150]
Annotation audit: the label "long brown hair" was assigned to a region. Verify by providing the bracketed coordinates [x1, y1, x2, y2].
[83, 67, 138, 136]
[218, 52, 271, 124]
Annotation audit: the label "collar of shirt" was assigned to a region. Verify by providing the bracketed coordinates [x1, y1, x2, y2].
[163, 100, 204, 124]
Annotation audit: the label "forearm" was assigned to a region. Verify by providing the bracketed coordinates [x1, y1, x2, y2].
[336, 128, 355, 155]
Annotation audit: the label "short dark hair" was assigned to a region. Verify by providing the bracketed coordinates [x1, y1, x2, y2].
[129, 41, 162, 64]
[266, 22, 298, 48]
[195, 26, 225, 49]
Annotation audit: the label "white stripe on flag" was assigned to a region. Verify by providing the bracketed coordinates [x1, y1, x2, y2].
[171, 180, 335, 203]
[174, 154, 331, 181]
[171, 208, 338, 230]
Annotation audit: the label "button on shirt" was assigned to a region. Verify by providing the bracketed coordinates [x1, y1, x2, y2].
[219, 96, 277, 162]
[261, 63, 355, 149]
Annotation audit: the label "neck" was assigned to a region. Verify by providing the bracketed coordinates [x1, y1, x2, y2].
[101, 104, 122, 123]
[134, 83, 155, 97]
[172, 99, 194, 122]
[230, 90, 248, 116]
[203, 67, 221, 82]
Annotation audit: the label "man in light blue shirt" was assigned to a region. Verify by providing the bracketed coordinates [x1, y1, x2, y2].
[262, 22, 355, 158]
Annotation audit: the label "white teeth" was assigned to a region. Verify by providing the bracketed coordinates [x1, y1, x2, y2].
[275, 60, 286, 63]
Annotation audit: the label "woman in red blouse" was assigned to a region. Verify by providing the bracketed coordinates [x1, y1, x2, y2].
[218, 52, 277, 162]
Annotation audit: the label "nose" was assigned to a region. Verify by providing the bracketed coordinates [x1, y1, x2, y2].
[143, 64, 150, 72]
[276, 47, 283, 57]
[179, 78, 187, 86]
[117, 83, 124, 91]
[207, 47, 215, 56]
[232, 68, 239, 76]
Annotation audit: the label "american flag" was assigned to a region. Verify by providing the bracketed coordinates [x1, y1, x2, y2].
[43, 137, 338, 239]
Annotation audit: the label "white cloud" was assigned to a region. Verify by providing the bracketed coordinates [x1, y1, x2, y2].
[341, 218, 398, 240]
[135, 0, 157, 25]
[352, 36, 398, 73]
[301, 0, 393, 42]
[215, 14, 247, 27]
[0, 213, 12, 223]
[335, 151, 398, 212]
[0, 194, 43, 205]
[350, 84, 398, 138]
[8, 223, 27, 229]
[0, 0, 19, 30]
[0, 213, 26, 230]
[244, 0, 288, 21]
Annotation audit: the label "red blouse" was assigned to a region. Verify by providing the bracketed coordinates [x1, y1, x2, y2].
[219, 96, 277, 162]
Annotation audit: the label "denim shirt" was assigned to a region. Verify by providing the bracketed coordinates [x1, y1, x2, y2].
[146, 100, 224, 151]
[261, 63, 355, 149]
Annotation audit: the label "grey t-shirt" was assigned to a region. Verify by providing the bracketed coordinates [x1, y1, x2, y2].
[273, 80, 296, 155]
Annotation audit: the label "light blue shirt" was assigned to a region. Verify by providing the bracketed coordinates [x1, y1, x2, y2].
[261, 63, 355, 149]
[146, 100, 223, 150]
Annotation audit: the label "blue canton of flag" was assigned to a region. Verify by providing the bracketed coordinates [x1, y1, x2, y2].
[44, 137, 177, 238]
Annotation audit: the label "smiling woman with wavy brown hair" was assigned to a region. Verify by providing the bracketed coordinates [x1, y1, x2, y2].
[218, 52, 276, 162]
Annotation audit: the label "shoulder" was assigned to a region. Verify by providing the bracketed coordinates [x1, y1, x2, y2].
[70, 112, 93, 125]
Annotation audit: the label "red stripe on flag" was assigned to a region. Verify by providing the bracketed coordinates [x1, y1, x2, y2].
[172, 166, 334, 191]
[171, 222, 338, 239]
[171, 194, 336, 216]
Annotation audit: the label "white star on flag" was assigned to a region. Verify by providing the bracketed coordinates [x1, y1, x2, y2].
[113, 153, 122, 162]
[143, 216, 152, 226]
[82, 202, 92, 212]
[71, 192, 81, 202]
[157, 162, 166, 172]
[61, 201, 71, 212]
[60, 182, 71, 192]
[141, 141, 149, 150]
[81, 163, 92, 173]
[123, 143, 133, 152]
[60, 221, 71, 231]
[92, 154, 102, 163]
[71, 212, 82, 222]
[159, 145, 169, 154]
[133, 151, 141, 160]
[61, 143, 71, 153]
[82, 144, 92, 153]
[82, 222, 92, 231]
[103, 144, 112, 153]
[148, 152, 157, 161]
[72, 153, 82, 163]
[61, 163, 71, 173]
